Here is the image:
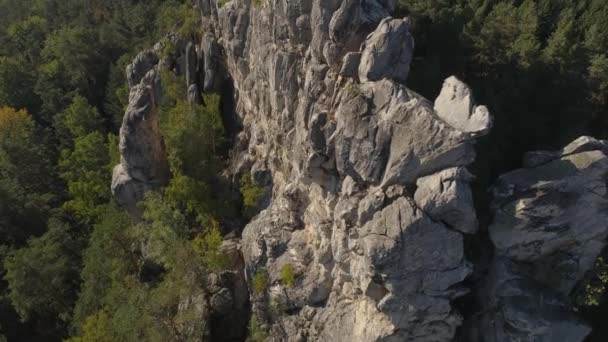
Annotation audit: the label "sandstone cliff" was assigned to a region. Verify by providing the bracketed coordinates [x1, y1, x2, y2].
[112, 1, 608, 341]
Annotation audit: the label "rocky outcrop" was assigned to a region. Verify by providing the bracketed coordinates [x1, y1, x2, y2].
[111, 49, 169, 218]
[358, 17, 414, 84]
[174, 239, 250, 342]
[193, 1, 491, 340]
[468, 136, 608, 342]
[414, 167, 478, 234]
[112, 0, 608, 340]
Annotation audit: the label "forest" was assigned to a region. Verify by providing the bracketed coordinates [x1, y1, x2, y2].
[0, 0, 607, 341]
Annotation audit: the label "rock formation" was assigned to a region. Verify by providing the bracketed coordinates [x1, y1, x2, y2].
[111, 49, 169, 218]
[196, 1, 490, 340]
[111, 0, 608, 340]
[468, 136, 608, 342]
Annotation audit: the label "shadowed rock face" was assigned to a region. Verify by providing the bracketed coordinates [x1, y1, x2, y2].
[468, 136, 608, 342]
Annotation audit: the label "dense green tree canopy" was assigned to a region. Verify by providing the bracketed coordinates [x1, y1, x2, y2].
[0, 1, 201, 340]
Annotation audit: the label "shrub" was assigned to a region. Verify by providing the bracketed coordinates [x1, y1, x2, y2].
[280, 263, 295, 288]
[252, 269, 268, 295]
[217, 0, 231, 9]
[192, 220, 226, 272]
[157, 2, 200, 41]
[240, 174, 265, 215]
[577, 257, 608, 307]
[248, 314, 268, 342]
[66, 311, 114, 342]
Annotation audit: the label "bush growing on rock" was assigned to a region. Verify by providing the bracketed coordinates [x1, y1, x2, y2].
[240, 174, 265, 217]
[248, 314, 269, 342]
[280, 263, 295, 288]
[252, 269, 268, 295]
[192, 220, 226, 272]
[217, 0, 230, 9]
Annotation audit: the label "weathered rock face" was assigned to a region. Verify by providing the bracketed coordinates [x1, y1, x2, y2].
[194, 0, 490, 340]
[174, 238, 250, 342]
[111, 49, 169, 218]
[468, 136, 608, 342]
[113, 0, 608, 340]
[358, 17, 414, 84]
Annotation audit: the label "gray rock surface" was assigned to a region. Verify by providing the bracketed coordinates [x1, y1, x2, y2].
[523, 135, 608, 168]
[358, 17, 414, 84]
[185, 41, 198, 86]
[115, 1, 608, 340]
[126, 50, 159, 88]
[195, 1, 490, 340]
[111, 51, 169, 218]
[471, 258, 591, 342]
[201, 32, 224, 92]
[414, 167, 478, 234]
[469, 137, 608, 341]
[434, 76, 492, 136]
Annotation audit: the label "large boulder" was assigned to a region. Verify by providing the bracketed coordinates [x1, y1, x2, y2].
[414, 167, 478, 234]
[330, 79, 480, 188]
[470, 137, 608, 341]
[434, 76, 492, 136]
[358, 17, 414, 84]
[491, 139, 608, 294]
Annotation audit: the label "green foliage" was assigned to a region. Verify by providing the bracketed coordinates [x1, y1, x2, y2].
[192, 220, 227, 272]
[63, 95, 104, 138]
[107, 133, 120, 168]
[578, 257, 608, 307]
[0, 1, 198, 340]
[3, 218, 79, 330]
[103, 56, 131, 130]
[470, 1, 542, 69]
[37, 26, 104, 116]
[159, 38, 178, 59]
[159, 69, 239, 223]
[157, 1, 200, 40]
[280, 263, 296, 288]
[240, 174, 265, 216]
[160, 71, 225, 180]
[252, 269, 268, 295]
[589, 54, 608, 105]
[5, 16, 48, 64]
[1, 0, 606, 340]
[248, 315, 269, 342]
[0, 106, 54, 245]
[164, 174, 211, 224]
[542, 7, 578, 67]
[71, 205, 133, 331]
[66, 311, 113, 342]
[217, 0, 231, 9]
[55, 95, 110, 222]
[512, 0, 541, 68]
[0, 57, 40, 112]
[474, 2, 520, 66]
[59, 132, 111, 222]
[72, 195, 215, 341]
